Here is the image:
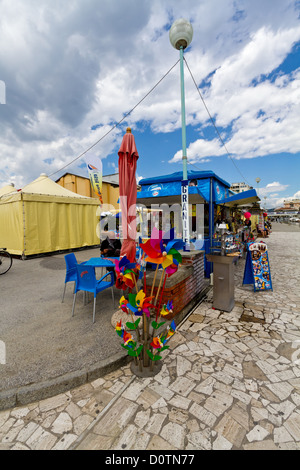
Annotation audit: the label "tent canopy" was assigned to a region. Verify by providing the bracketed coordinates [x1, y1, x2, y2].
[0, 174, 100, 257]
[22, 173, 89, 198]
[0, 183, 15, 197]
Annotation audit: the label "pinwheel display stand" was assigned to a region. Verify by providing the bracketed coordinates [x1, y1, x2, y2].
[113, 229, 206, 377]
[112, 310, 164, 377]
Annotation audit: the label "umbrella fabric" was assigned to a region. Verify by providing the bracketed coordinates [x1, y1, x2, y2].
[118, 128, 139, 262]
[244, 212, 251, 219]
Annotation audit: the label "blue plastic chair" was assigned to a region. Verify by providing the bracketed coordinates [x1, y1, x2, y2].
[71, 264, 115, 323]
[62, 253, 80, 303]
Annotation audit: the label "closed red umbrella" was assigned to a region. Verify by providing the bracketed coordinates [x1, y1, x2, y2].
[118, 127, 139, 262]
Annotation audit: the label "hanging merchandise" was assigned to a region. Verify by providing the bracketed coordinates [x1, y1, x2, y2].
[258, 213, 265, 231]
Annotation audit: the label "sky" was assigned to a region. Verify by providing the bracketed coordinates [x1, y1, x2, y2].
[0, 0, 300, 209]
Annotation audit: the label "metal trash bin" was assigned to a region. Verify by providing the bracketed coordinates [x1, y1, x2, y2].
[206, 254, 237, 312]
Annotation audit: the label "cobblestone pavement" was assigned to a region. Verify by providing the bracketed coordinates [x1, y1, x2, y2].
[0, 228, 299, 451]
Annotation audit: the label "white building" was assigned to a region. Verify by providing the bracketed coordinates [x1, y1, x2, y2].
[230, 182, 253, 193]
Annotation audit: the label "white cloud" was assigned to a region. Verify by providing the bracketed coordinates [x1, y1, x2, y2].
[259, 184, 300, 209]
[178, 27, 300, 161]
[170, 138, 224, 163]
[210, 26, 300, 96]
[260, 182, 289, 195]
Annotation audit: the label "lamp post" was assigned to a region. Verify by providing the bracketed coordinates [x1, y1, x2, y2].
[169, 18, 193, 251]
[255, 177, 261, 195]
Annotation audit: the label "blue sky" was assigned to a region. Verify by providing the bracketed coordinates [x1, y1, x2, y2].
[0, 0, 299, 209]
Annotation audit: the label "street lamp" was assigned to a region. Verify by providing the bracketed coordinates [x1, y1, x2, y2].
[255, 177, 261, 195]
[169, 18, 193, 251]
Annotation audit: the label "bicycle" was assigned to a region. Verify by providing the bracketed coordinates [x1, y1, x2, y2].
[0, 248, 13, 275]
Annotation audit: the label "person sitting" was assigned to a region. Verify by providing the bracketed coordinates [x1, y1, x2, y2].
[100, 231, 121, 282]
[264, 223, 270, 237]
[256, 224, 267, 238]
[100, 231, 121, 258]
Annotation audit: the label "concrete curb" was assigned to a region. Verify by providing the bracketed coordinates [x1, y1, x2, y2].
[0, 351, 130, 411]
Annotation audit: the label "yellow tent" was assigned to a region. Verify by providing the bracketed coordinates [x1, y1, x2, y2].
[0, 174, 101, 257]
[0, 183, 15, 197]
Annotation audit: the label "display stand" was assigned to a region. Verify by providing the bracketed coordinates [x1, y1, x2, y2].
[243, 242, 272, 291]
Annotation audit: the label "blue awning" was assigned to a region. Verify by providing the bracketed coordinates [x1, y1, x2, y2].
[139, 170, 230, 188]
[137, 185, 207, 206]
[137, 170, 233, 205]
[217, 188, 260, 207]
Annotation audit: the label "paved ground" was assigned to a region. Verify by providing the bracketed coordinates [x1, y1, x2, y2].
[0, 223, 300, 451]
[0, 247, 128, 405]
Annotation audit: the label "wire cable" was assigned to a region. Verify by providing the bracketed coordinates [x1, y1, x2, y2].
[184, 57, 251, 186]
[47, 59, 180, 179]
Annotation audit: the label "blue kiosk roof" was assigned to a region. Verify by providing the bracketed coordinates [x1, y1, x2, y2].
[217, 188, 260, 206]
[137, 170, 259, 206]
[137, 170, 233, 205]
[139, 170, 230, 188]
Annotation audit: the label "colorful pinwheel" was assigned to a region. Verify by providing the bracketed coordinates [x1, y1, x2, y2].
[139, 229, 183, 276]
[115, 256, 138, 291]
[150, 336, 164, 349]
[160, 300, 173, 317]
[115, 319, 125, 337]
[125, 290, 155, 317]
[161, 240, 183, 276]
[136, 290, 155, 317]
[116, 320, 135, 348]
[165, 320, 176, 340]
[150, 320, 176, 350]
[119, 296, 129, 314]
[123, 330, 135, 348]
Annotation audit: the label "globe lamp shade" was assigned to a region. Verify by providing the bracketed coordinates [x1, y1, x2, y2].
[169, 18, 193, 50]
